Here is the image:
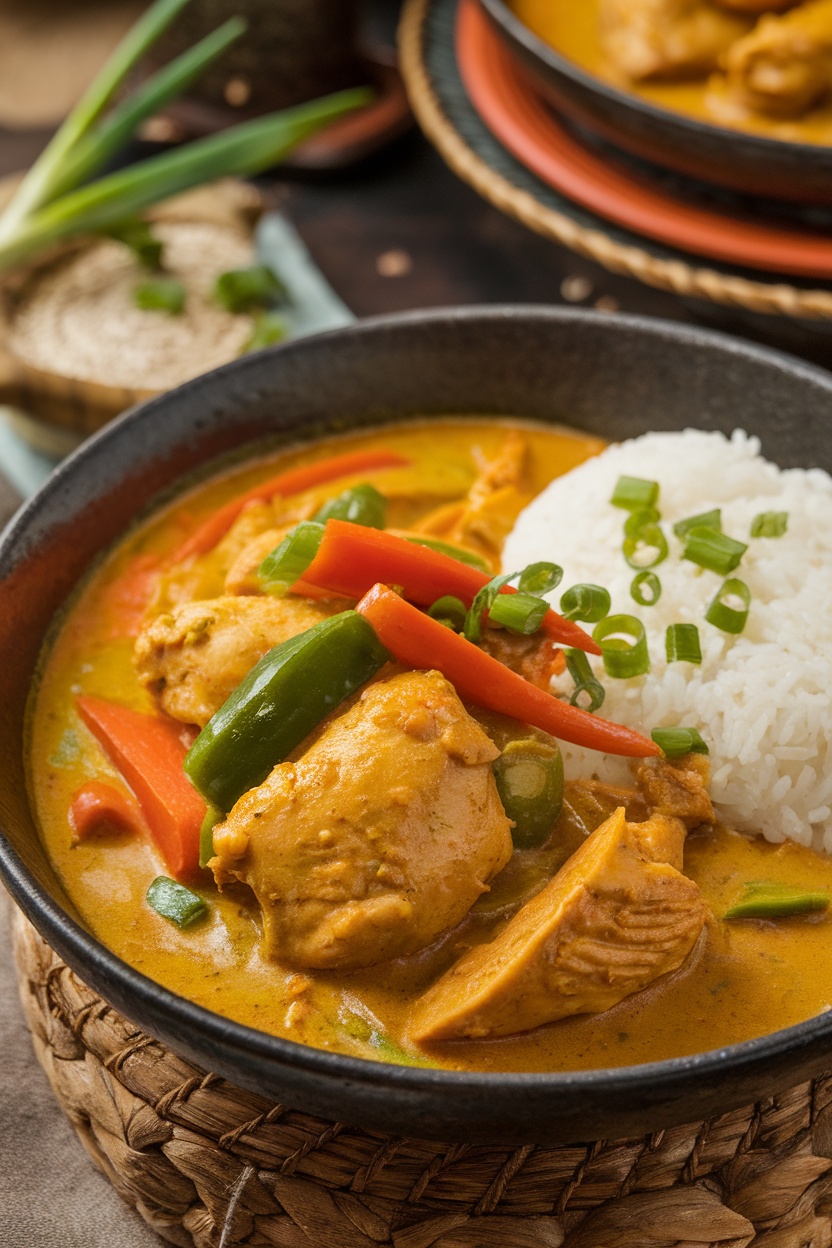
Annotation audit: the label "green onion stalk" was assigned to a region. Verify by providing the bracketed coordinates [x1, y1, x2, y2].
[0, 0, 370, 276]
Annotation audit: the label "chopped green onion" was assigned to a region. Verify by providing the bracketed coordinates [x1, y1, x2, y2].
[133, 276, 186, 314]
[243, 311, 287, 354]
[214, 263, 287, 313]
[623, 522, 668, 570]
[464, 572, 516, 643]
[750, 511, 788, 539]
[724, 883, 828, 921]
[427, 595, 468, 631]
[404, 536, 489, 572]
[259, 521, 324, 595]
[199, 806, 223, 869]
[518, 561, 563, 596]
[631, 570, 662, 607]
[706, 578, 751, 635]
[666, 623, 702, 664]
[565, 648, 605, 713]
[624, 507, 661, 537]
[651, 726, 709, 758]
[107, 218, 164, 268]
[682, 527, 747, 575]
[488, 592, 549, 635]
[673, 509, 721, 540]
[314, 483, 386, 529]
[560, 583, 611, 623]
[146, 876, 207, 928]
[611, 476, 659, 511]
[593, 614, 650, 679]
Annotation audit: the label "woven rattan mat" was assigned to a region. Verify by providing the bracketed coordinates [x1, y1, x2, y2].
[399, 0, 832, 321]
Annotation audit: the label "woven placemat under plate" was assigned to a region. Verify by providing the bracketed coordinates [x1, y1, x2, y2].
[398, 0, 832, 321]
[12, 905, 832, 1248]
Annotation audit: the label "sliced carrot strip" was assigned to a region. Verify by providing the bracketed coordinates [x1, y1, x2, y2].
[356, 583, 658, 758]
[76, 696, 206, 879]
[69, 781, 146, 844]
[172, 449, 411, 562]
[302, 519, 601, 655]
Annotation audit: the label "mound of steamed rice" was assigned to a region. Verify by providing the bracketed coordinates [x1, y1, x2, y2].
[503, 429, 832, 851]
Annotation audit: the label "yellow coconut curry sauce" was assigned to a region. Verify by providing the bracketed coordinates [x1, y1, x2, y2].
[28, 420, 832, 1072]
[512, 0, 832, 146]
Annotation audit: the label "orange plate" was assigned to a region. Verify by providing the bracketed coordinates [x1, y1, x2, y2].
[457, 0, 832, 279]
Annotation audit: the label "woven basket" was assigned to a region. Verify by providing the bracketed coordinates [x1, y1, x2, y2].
[12, 906, 832, 1248]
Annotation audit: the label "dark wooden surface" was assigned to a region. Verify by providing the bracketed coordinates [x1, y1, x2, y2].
[1, 0, 829, 525]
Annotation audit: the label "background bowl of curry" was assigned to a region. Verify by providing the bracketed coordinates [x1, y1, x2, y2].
[3, 307, 832, 1148]
[479, 0, 832, 203]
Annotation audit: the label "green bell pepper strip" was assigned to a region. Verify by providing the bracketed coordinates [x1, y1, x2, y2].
[199, 805, 223, 869]
[184, 611, 390, 812]
[313, 482, 387, 529]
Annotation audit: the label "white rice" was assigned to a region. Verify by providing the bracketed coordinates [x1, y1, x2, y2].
[503, 429, 832, 851]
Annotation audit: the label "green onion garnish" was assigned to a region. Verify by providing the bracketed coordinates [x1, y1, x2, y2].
[146, 876, 207, 928]
[518, 561, 563, 596]
[673, 509, 722, 540]
[404, 536, 489, 572]
[199, 806, 222, 869]
[259, 521, 324, 595]
[724, 882, 828, 921]
[750, 511, 788, 539]
[214, 262, 287, 313]
[243, 311, 287, 354]
[593, 614, 650, 679]
[682, 527, 747, 576]
[560, 584, 611, 624]
[133, 276, 186, 314]
[565, 648, 605, 713]
[705, 578, 751, 635]
[314, 483, 387, 529]
[666, 623, 702, 664]
[108, 217, 164, 269]
[623, 507, 661, 537]
[623, 522, 668, 570]
[488, 592, 550, 636]
[611, 476, 659, 511]
[650, 726, 709, 758]
[427, 595, 468, 631]
[630, 570, 662, 607]
[464, 572, 516, 643]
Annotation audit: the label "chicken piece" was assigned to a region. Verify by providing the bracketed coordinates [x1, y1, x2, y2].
[600, 0, 752, 80]
[411, 432, 533, 569]
[720, 0, 832, 116]
[134, 594, 342, 727]
[634, 753, 714, 828]
[224, 526, 293, 595]
[211, 671, 513, 970]
[479, 627, 564, 690]
[411, 806, 708, 1042]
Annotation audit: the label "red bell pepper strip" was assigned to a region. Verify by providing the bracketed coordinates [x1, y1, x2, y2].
[356, 584, 659, 758]
[302, 519, 601, 655]
[173, 449, 411, 562]
[69, 781, 146, 844]
[76, 696, 206, 879]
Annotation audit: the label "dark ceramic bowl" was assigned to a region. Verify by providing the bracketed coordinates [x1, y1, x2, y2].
[480, 0, 832, 204]
[2, 308, 832, 1147]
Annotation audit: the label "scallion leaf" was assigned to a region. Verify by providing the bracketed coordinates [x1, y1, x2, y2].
[666, 623, 702, 664]
[403, 536, 489, 572]
[624, 507, 661, 537]
[673, 509, 721, 540]
[259, 521, 325, 595]
[750, 511, 788, 539]
[705, 578, 751, 635]
[518, 561, 563, 596]
[488, 592, 550, 635]
[427, 595, 468, 631]
[560, 583, 611, 624]
[724, 883, 828, 921]
[650, 726, 709, 758]
[631, 570, 662, 607]
[243, 311, 287, 354]
[623, 522, 668, 570]
[133, 276, 186, 314]
[107, 218, 164, 268]
[611, 476, 659, 511]
[146, 876, 207, 928]
[593, 614, 650, 678]
[214, 262, 287, 313]
[682, 527, 747, 575]
[464, 572, 516, 643]
[565, 648, 605, 713]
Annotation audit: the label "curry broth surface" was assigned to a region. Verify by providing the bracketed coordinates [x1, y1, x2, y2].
[30, 419, 832, 1072]
[512, 0, 832, 145]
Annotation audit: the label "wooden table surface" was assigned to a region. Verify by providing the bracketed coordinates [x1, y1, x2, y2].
[0, 0, 829, 525]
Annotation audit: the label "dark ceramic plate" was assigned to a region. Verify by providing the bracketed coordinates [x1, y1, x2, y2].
[2, 308, 832, 1147]
[479, 0, 832, 204]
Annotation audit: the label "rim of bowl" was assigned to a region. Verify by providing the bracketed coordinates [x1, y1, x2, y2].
[4, 304, 832, 1106]
[480, 0, 829, 164]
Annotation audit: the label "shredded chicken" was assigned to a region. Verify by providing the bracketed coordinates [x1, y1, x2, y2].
[721, 0, 832, 115]
[600, 0, 752, 80]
